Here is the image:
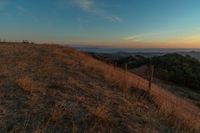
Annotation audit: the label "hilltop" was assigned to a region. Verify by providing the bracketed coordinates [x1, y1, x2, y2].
[0, 43, 200, 133]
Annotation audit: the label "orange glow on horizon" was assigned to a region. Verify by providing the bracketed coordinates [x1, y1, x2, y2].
[67, 39, 200, 49]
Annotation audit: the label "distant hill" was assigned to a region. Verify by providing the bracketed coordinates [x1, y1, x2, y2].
[88, 51, 200, 61]
[76, 47, 200, 61]
[151, 54, 200, 90]
[0, 43, 199, 132]
[180, 51, 200, 60]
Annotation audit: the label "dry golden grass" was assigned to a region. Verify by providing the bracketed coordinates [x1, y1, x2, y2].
[88, 101, 110, 124]
[0, 42, 199, 132]
[16, 76, 36, 93]
[70, 49, 200, 132]
[16, 76, 43, 93]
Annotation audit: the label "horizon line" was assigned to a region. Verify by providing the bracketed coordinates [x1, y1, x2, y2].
[1, 40, 200, 49]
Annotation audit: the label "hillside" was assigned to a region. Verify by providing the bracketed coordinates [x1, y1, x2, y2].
[0, 43, 200, 133]
[150, 54, 200, 90]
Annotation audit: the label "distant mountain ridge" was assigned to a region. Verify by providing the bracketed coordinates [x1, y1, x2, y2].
[74, 47, 200, 53]
[86, 50, 200, 61]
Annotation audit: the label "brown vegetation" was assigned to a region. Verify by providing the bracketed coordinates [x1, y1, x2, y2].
[16, 76, 43, 93]
[73, 47, 200, 132]
[0, 42, 199, 133]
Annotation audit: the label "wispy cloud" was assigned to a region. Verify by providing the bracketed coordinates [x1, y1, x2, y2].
[16, 6, 27, 13]
[124, 35, 142, 42]
[72, 0, 122, 23]
[123, 30, 179, 42]
[104, 16, 122, 23]
[74, 0, 93, 11]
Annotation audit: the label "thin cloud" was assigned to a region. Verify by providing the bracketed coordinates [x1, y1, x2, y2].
[72, 0, 122, 23]
[124, 36, 141, 42]
[16, 6, 27, 13]
[74, 0, 93, 11]
[124, 30, 179, 42]
[104, 16, 122, 23]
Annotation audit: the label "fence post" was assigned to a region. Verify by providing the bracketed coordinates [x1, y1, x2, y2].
[114, 62, 117, 70]
[124, 64, 128, 92]
[148, 65, 154, 93]
[125, 64, 127, 74]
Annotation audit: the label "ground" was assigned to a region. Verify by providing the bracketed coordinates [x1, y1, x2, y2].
[0, 43, 199, 133]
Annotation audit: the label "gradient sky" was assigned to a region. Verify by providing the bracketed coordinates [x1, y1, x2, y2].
[1, 0, 200, 48]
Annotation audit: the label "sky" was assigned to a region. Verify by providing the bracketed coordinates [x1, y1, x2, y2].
[1, 0, 200, 48]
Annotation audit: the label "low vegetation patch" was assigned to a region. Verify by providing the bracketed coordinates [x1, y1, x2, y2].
[16, 76, 43, 93]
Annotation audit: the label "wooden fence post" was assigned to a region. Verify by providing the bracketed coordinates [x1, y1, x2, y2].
[114, 62, 117, 70]
[148, 65, 154, 93]
[124, 64, 128, 92]
[125, 64, 127, 74]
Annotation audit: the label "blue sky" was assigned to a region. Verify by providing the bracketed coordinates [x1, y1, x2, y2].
[1, 0, 200, 48]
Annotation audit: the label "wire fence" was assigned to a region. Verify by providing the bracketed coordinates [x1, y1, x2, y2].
[124, 66, 200, 131]
[79, 51, 200, 131]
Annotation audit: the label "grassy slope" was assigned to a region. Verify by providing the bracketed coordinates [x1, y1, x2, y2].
[132, 65, 200, 107]
[0, 43, 199, 133]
